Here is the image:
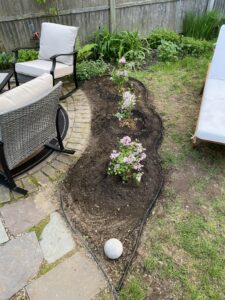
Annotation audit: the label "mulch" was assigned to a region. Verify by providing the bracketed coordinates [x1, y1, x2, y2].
[61, 76, 163, 286]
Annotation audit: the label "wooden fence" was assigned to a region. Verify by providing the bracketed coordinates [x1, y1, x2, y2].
[214, 0, 225, 13]
[0, 0, 214, 51]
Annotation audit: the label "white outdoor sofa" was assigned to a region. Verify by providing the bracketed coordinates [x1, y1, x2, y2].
[0, 73, 74, 195]
[193, 25, 225, 146]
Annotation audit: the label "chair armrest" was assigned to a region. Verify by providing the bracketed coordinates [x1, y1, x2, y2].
[12, 47, 39, 64]
[50, 51, 78, 83]
[50, 50, 77, 61]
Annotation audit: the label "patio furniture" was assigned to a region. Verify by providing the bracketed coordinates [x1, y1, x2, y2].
[0, 70, 14, 93]
[0, 73, 74, 195]
[13, 22, 79, 100]
[193, 25, 225, 146]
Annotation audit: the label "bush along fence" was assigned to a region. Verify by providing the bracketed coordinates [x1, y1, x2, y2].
[0, 0, 213, 51]
[0, 27, 215, 80]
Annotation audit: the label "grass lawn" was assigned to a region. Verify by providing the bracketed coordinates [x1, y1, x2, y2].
[119, 55, 225, 300]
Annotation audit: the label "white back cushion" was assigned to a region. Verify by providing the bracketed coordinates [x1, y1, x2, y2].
[208, 25, 225, 80]
[0, 73, 53, 115]
[38, 23, 78, 66]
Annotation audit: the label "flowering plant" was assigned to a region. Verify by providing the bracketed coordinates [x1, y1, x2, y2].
[107, 136, 146, 183]
[111, 56, 129, 88]
[115, 90, 136, 120]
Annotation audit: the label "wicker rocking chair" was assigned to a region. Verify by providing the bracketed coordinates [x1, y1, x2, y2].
[0, 75, 74, 195]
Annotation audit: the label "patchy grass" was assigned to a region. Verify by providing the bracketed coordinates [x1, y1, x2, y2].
[120, 54, 225, 299]
[120, 277, 145, 300]
[28, 216, 50, 240]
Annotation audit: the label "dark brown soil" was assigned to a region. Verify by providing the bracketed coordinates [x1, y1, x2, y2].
[61, 76, 163, 285]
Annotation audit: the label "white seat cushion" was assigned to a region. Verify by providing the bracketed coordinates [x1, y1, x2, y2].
[195, 78, 225, 143]
[38, 22, 78, 66]
[15, 59, 73, 79]
[0, 73, 53, 115]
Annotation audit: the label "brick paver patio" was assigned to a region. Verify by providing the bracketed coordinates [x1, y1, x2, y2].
[0, 87, 107, 300]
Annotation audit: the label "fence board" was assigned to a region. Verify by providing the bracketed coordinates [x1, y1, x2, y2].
[0, 0, 213, 51]
[214, 0, 225, 13]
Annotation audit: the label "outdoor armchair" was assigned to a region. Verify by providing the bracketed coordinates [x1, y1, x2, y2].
[0, 73, 74, 195]
[13, 22, 79, 100]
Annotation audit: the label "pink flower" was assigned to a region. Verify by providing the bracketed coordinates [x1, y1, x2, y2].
[133, 163, 143, 171]
[140, 153, 147, 161]
[110, 150, 120, 159]
[123, 155, 135, 164]
[121, 91, 136, 110]
[116, 70, 128, 77]
[119, 56, 126, 64]
[120, 136, 131, 146]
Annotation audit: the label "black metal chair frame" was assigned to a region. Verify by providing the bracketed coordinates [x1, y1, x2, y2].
[12, 47, 78, 100]
[0, 105, 75, 195]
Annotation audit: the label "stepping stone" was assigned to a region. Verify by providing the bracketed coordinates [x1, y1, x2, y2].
[0, 220, 8, 244]
[0, 188, 57, 235]
[0, 186, 11, 204]
[40, 212, 75, 263]
[26, 252, 106, 300]
[0, 232, 43, 300]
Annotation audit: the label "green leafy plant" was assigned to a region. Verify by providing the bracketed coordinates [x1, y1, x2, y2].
[0, 52, 13, 70]
[76, 59, 109, 81]
[35, 0, 58, 15]
[107, 136, 146, 183]
[181, 37, 214, 57]
[183, 10, 224, 40]
[92, 28, 150, 64]
[92, 27, 121, 61]
[117, 31, 150, 63]
[148, 28, 181, 49]
[115, 90, 136, 120]
[17, 49, 38, 62]
[77, 43, 97, 62]
[111, 56, 129, 88]
[158, 40, 181, 62]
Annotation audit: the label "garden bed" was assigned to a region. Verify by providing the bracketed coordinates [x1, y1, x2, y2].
[61, 76, 163, 286]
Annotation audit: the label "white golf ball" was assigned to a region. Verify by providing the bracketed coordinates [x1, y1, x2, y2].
[104, 238, 123, 259]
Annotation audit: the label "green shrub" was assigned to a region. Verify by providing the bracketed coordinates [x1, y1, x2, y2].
[18, 49, 38, 62]
[76, 59, 109, 81]
[158, 40, 181, 62]
[92, 27, 150, 63]
[183, 11, 224, 40]
[117, 31, 150, 62]
[0, 52, 13, 70]
[147, 28, 214, 61]
[181, 36, 214, 57]
[77, 43, 97, 62]
[92, 27, 121, 61]
[148, 28, 181, 49]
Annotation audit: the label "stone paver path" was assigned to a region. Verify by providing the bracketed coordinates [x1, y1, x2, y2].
[0, 219, 8, 244]
[26, 252, 106, 300]
[0, 87, 108, 299]
[40, 212, 76, 263]
[0, 232, 43, 300]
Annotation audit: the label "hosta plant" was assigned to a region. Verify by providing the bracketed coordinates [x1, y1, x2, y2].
[115, 90, 136, 120]
[107, 136, 146, 183]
